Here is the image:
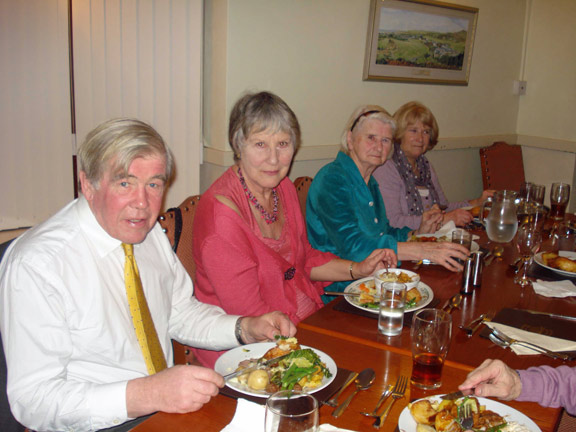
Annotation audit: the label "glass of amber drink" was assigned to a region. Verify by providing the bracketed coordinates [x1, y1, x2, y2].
[410, 308, 452, 390]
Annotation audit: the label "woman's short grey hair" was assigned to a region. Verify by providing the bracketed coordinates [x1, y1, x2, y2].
[340, 105, 396, 156]
[78, 118, 175, 187]
[229, 91, 301, 161]
[394, 101, 439, 150]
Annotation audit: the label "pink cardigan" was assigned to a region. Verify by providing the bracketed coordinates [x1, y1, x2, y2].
[191, 168, 336, 367]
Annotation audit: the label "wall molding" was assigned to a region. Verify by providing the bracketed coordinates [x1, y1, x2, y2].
[202, 133, 576, 168]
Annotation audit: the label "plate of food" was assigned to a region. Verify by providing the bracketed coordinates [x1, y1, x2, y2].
[343, 274, 433, 315]
[398, 394, 541, 432]
[410, 233, 480, 253]
[534, 251, 576, 277]
[214, 337, 336, 398]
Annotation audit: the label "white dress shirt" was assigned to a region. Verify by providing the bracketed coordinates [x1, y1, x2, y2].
[0, 196, 239, 432]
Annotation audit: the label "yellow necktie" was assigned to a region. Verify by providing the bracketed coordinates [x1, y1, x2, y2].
[122, 243, 167, 374]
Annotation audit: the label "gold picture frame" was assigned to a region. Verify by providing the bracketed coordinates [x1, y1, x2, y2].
[363, 0, 478, 85]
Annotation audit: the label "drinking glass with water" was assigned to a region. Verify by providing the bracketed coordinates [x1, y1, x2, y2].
[378, 282, 406, 337]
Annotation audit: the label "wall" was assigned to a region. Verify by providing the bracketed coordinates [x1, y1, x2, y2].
[202, 0, 576, 210]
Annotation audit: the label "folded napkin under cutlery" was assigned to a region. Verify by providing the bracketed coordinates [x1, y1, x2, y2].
[220, 398, 356, 432]
[532, 279, 576, 298]
[485, 322, 576, 355]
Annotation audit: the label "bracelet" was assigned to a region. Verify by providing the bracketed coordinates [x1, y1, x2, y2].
[235, 317, 246, 345]
[349, 261, 355, 279]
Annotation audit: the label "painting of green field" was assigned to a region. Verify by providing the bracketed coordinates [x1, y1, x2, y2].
[377, 30, 466, 70]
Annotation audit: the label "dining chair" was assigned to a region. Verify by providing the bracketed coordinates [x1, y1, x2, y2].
[293, 176, 313, 219]
[158, 195, 202, 366]
[0, 238, 27, 432]
[479, 141, 526, 191]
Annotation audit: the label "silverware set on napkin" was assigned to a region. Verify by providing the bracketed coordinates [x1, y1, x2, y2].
[487, 326, 572, 361]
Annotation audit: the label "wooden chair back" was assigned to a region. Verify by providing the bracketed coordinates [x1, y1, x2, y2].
[293, 176, 313, 219]
[479, 141, 526, 191]
[158, 195, 201, 366]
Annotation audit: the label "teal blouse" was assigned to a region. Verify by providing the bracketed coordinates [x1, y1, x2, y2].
[306, 152, 411, 301]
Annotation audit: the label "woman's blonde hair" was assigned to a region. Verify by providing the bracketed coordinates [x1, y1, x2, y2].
[394, 101, 439, 150]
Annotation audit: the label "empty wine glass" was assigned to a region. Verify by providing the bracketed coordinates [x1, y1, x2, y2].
[265, 390, 319, 432]
[514, 224, 542, 286]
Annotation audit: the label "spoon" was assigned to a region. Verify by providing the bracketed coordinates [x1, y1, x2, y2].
[485, 245, 503, 265]
[332, 368, 375, 418]
[444, 293, 462, 313]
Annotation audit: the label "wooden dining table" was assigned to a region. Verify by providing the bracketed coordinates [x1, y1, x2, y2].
[134, 221, 575, 432]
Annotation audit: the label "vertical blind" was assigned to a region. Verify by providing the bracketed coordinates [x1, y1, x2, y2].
[0, 0, 202, 229]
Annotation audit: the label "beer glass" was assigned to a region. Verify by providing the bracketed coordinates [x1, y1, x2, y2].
[550, 182, 571, 221]
[410, 309, 452, 389]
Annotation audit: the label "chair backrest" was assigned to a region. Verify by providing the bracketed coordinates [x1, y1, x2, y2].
[158, 196, 201, 366]
[158, 195, 201, 281]
[293, 176, 313, 219]
[479, 141, 526, 191]
[0, 239, 26, 432]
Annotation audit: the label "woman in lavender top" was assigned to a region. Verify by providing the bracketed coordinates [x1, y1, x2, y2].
[373, 101, 493, 230]
[459, 359, 576, 415]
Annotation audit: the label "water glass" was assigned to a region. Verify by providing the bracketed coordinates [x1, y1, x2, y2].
[550, 182, 571, 221]
[410, 309, 452, 390]
[265, 390, 319, 432]
[378, 282, 406, 336]
[514, 224, 542, 286]
[555, 222, 576, 251]
[451, 229, 472, 263]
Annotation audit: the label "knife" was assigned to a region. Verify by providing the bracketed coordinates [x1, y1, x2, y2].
[441, 390, 464, 400]
[223, 352, 292, 380]
[324, 291, 361, 297]
[324, 371, 359, 407]
[521, 309, 576, 322]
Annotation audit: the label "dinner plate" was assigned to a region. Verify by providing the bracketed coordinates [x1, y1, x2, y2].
[534, 250, 576, 277]
[398, 395, 541, 432]
[214, 342, 337, 398]
[411, 234, 480, 253]
[343, 278, 433, 315]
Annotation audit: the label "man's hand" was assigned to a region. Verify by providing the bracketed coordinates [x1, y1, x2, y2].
[126, 365, 225, 417]
[241, 311, 297, 344]
[458, 359, 522, 401]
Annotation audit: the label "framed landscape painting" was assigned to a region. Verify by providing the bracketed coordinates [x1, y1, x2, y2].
[363, 0, 478, 85]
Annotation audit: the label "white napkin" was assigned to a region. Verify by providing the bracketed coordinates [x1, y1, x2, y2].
[532, 279, 576, 298]
[220, 398, 356, 432]
[485, 322, 576, 355]
[434, 221, 480, 241]
[221, 398, 265, 432]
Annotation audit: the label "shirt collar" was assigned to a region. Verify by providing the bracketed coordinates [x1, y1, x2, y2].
[76, 195, 123, 258]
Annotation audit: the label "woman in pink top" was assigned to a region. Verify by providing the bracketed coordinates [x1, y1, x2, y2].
[192, 91, 396, 367]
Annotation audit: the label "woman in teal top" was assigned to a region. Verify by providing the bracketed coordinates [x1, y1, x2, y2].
[306, 105, 468, 300]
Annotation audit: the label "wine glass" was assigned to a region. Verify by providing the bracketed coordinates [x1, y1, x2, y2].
[265, 390, 319, 432]
[514, 224, 542, 286]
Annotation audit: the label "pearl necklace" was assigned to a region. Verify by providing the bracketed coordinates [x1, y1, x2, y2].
[237, 167, 278, 224]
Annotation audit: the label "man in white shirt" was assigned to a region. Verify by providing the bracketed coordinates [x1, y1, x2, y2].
[0, 118, 296, 432]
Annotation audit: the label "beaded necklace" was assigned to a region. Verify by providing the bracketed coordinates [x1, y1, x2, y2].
[237, 167, 278, 224]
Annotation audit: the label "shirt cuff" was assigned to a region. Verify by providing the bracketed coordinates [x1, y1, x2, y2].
[87, 381, 129, 429]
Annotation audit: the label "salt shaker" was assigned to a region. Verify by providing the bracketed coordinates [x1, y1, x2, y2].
[461, 257, 474, 294]
[471, 251, 483, 288]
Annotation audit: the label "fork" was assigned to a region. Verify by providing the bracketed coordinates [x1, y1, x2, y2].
[490, 327, 571, 361]
[372, 376, 407, 429]
[460, 403, 474, 429]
